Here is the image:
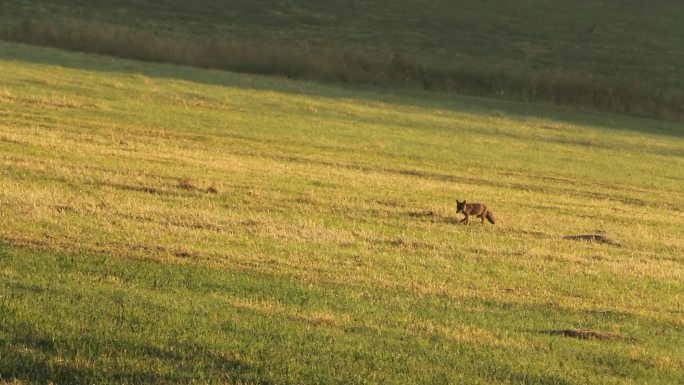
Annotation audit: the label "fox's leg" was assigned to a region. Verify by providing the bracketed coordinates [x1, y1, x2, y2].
[459, 214, 468, 224]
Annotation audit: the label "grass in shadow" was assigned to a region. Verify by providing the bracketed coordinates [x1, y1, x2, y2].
[1, 18, 682, 120]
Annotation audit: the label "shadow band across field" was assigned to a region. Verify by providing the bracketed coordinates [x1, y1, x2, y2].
[3, 322, 271, 385]
[0, 245, 678, 384]
[1, 41, 682, 138]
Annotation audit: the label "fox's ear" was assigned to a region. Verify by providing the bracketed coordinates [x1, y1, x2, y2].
[463, 200, 467, 204]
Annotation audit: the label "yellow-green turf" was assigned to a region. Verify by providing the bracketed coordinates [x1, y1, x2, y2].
[1, 42, 683, 384]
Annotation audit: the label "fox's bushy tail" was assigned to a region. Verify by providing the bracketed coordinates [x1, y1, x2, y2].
[485, 211, 496, 224]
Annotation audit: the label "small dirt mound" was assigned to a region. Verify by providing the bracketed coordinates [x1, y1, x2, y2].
[540, 329, 627, 341]
[408, 209, 436, 218]
[177, 178, 199, 191]
[563, 234, 621, 246]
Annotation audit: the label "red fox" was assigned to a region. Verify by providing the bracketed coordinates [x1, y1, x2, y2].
[456, 200, 496, 224]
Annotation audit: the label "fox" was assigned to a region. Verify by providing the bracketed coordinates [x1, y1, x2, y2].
[456, 200, 496, 225]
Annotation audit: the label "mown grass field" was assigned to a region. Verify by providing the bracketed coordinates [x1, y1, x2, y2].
[1, 42, 684, 384]
[2, 0, 684, 118]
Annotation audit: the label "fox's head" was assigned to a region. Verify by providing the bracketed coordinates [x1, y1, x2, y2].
[456, 200, 466, 213]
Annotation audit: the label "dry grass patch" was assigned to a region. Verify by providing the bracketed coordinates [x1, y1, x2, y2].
[296, 311, 348, 327]
[0, 378, 26, 385]
[0, 268, 20, 279]
[0, 87, 12, 103]
[407, 319, 520, 348]
[227, 296, 349, 327]
[0, 90, 104, 109]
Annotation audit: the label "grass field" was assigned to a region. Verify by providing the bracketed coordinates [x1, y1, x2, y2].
[2, 0, 684, 118]
[1, 42, 684, 384]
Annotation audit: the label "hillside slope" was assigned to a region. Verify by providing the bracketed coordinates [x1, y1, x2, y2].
[1, 42, 683, 384]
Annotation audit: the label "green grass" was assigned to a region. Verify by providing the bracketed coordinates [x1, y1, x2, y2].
[2, 0, 683, 118]
[5, 0, 682, 89]
[1, 42, 684, 384]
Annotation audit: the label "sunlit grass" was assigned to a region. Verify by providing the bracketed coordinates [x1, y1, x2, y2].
[1, 42, 683, 384]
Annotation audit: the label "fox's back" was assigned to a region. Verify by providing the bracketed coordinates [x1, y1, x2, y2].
[465, 203, 486, 214]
